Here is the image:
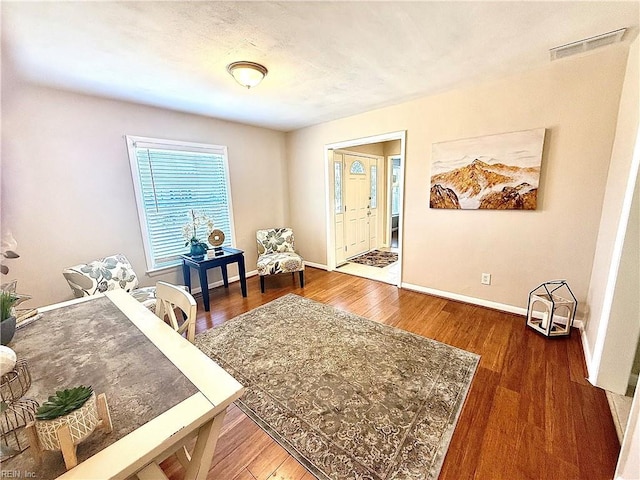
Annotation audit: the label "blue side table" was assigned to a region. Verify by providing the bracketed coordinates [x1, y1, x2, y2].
[180, 247, 247, 312]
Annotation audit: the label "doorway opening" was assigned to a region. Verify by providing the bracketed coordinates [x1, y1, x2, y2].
[324, 131, 406, 286]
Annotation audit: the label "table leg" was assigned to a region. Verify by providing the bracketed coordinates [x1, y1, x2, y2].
[182, 262, 192, 292]
[238, 256, 247, 297]
[198, 266, 210, 312]
[184, 410, 227, 480]
[221, 265, 229, 288]
[136, 462, 168, 480]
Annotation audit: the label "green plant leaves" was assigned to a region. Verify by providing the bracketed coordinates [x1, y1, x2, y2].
[35, 385, 93, 421]
[0, 291, 18, 321]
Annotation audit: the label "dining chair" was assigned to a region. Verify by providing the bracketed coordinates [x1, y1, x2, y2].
[154, 281, 197, 344]
[256, 228, 305, 293]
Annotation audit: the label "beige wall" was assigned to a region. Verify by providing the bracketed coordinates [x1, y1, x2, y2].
[338, 140, 400, 157]
[383, 140, 401, 158]
[344, 143, 384, 156]
[286, 44, 629, 311]
[1, 68, 288, 307]
[586, 37, 640, 391]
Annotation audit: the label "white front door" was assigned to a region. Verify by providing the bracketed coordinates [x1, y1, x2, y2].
[344, 155, 370, 258]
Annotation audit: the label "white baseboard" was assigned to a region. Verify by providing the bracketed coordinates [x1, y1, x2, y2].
[304, 261, 328, 270]
[582, 328, 596, 384]
[400, 282, 585, 330]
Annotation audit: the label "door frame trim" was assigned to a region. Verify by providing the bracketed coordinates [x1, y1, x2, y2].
[324, 131, 406, 288]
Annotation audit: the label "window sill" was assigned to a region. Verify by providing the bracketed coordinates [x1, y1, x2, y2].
[145, 263, 181, 277]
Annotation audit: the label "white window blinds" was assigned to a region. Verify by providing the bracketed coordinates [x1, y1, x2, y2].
[126, 136, 235, 271]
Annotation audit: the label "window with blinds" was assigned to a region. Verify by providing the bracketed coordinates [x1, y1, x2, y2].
[126, 136, 235, 271]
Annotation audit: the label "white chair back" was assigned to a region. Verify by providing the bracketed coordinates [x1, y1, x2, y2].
[155, 281, 197, 343]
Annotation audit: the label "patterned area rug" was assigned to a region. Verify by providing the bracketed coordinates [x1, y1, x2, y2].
[196, 294, 479, 480]
[350, 250, 398, 268]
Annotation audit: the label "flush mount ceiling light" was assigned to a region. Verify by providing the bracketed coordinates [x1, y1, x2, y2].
[226, 61, 268, 89]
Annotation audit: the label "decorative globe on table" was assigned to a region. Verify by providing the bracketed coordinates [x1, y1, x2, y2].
[208, 229, 225, 256]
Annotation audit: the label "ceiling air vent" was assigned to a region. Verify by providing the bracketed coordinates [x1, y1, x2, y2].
[550, 28, 627, 61]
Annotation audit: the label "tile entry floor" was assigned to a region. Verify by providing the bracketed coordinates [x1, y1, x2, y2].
[336, 247, 399, 285]
[606, 389, 635, 443]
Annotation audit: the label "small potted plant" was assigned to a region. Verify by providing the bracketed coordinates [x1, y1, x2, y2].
[182, 209, 214, 260]
[30, 385, 112, 470]
[0, 291, 18, 346]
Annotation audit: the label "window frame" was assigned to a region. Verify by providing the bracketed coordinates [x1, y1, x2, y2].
[126, 135, 236, 273]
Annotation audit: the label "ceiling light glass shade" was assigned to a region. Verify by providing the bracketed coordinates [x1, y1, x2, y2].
[227, 61, 268, 89]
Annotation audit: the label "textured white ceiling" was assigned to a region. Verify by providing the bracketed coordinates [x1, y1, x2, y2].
[2, 1, 638, 131]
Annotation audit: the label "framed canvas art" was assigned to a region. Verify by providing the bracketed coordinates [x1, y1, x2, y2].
[430, 128, 545, 210]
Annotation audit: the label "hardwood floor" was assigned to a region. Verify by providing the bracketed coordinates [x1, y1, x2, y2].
[163, 267, 620, 480]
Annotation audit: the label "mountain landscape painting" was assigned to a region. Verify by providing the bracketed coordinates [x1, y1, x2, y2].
[430, 128, 545, 210]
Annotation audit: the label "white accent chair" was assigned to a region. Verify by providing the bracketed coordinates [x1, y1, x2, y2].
[256, 228, 305, 293]
[62, 254, 156, 310]
[154, 281, 197, 344]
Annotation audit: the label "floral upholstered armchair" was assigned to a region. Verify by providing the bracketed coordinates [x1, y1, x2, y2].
[62, 254, 156, 310]
[256, 228, 305, 293]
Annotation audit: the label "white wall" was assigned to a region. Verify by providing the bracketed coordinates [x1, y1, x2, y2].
[286, 44, 629, 312]
[585, 36, 640, 389]
[596, 171, 639, 392]
[1, 60, 289, 307]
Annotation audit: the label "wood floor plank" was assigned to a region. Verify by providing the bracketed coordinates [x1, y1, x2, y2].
[544, 336, 580, 467]
[478, 310, 517, 372]
[438, 366, 500, 478]
[247, 440, 291, 480]
[503, 328, 548, 430]
[566, 328, 591, 386]
[220, 403, 247, 437]
[233, 469, 258, 480]
[571, 381, 620, 479]
[160, 267, 620, 479]
[208, 425, 274, 479]
[210, 415, 263, 467]
[265, 455, 310, 480]
[473, 385, 522, 479]
[513, 422, 549, 480]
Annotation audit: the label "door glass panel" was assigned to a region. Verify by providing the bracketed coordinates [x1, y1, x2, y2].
[334, 161, 342, 213]
[370, 165, 377, 208]
[350, 160, 365, 174]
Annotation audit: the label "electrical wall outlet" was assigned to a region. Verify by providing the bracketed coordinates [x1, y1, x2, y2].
[481, 273, 491, 285]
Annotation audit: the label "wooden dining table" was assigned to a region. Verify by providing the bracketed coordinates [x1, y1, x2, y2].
[3, 289, 244, 479]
